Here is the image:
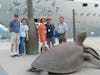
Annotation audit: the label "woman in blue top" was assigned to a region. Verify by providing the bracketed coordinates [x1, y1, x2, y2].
[19, 18, 29, 55]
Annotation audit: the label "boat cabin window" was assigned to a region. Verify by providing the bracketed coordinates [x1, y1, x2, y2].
[95, 4, 99, 7]
[83, 3, 88, 7]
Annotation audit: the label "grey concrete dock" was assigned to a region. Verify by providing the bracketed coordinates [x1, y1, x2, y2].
[0, 38, 100, 75]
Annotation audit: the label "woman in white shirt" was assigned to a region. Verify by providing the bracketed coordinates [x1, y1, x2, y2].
[19, 18, 29, 55]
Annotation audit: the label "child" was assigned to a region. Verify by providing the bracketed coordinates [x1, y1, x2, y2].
[19, 18, 29, 55]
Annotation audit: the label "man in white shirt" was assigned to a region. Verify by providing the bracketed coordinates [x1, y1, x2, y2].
[57, 16, 68, 44]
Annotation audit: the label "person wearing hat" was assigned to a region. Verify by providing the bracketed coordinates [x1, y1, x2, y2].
[45, 17, 55, 48]
[38, 17, 47, 54]
[8, 14, 20, 57]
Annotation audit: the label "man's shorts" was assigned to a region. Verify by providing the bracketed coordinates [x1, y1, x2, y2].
[47, 36, 55, 45]
[11, 32, 20, 45]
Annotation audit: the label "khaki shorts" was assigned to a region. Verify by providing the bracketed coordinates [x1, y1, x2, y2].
[47, 36, 55, 45]
[11, 32, 20, 45]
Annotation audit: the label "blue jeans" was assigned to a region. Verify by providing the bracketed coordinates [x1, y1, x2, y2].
[19, 37, 26, 54]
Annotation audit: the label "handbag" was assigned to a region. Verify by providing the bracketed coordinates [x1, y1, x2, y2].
[55, 30, 59, 38]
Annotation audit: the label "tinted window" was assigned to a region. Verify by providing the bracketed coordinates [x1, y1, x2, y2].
[83, 3, 88, 7]
[95, 4, 99, 7]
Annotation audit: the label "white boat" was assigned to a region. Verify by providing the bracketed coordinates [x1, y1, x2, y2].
[0, 24, 10, 39]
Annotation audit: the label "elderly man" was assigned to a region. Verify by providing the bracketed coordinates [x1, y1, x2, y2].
[57, 16, 68, 44]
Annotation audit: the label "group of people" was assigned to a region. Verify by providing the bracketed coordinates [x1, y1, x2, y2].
[38, 16, 68, 54]
[9, 14, 29, 57]
[8, 14, 68, 57]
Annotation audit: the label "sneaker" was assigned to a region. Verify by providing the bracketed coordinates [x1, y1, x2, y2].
[19, 53, 26, 56]
[11, 53, 15, 57]
[14, 52, 19, 56]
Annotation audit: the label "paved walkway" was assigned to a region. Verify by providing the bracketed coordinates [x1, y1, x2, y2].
[0, 38, 100, 75]
[0, 65, 8, 75]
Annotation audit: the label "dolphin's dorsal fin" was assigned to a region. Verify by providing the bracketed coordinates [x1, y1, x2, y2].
[75, 32, 87, 46]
